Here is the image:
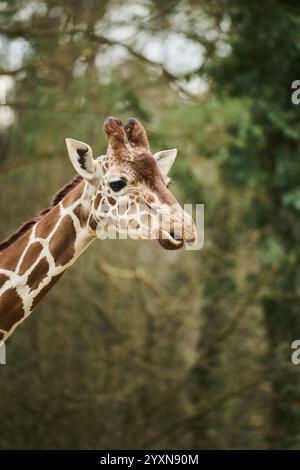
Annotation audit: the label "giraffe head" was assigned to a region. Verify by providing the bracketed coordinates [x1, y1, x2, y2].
[65, 117, 197, 250]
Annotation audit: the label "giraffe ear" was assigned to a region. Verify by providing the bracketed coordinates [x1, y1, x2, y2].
[65, 138, 97, 181]
[154, 149, 177, 176]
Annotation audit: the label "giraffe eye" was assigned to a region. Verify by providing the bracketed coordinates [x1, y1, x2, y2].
[109, 177, 127, 192]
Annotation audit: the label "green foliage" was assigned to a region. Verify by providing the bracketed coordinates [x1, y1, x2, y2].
[283, 188, 300, 212]
[205, 0, 300, 448]
[0, 0, 299, 450]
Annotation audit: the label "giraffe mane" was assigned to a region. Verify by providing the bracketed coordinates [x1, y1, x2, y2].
[0, 175, 83, 253]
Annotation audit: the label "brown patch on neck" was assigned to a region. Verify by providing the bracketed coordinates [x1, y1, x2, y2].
[0, 288, 24, 331]
[32, 272, 64, 310]
[0, 229, 32, 271]
[0, 273, 9, 289]
[62, 179, 85, 208]
[49, 215, 77, 266]
[35, 205, 60, 239]
[0, 175, 83, 253]
[27, 257, 49, 291]
[19, 241, 43, 275]
[52, 175, 83, 206]
[73, 204, 88, 228]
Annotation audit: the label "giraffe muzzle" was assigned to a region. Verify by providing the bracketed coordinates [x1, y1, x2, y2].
[157, 208, 197, 250]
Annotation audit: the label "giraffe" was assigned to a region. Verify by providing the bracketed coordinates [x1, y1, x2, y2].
[0, 117, 196, 342]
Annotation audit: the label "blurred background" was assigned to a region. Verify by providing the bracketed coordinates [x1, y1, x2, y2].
[0, 0, 300, 450]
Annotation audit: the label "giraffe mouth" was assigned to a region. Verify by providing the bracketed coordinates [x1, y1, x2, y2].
[157, 230, 184, 250]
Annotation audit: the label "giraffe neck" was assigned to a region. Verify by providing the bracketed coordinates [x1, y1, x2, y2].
[0, 178, 98, 342]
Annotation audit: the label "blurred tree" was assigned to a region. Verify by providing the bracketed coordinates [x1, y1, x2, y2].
[205, 0, 300, 448]
[0, 0, 298, 451]
[0, 0, 202, 450]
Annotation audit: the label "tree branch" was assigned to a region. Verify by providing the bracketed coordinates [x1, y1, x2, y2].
[0, 26, 202, 98]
